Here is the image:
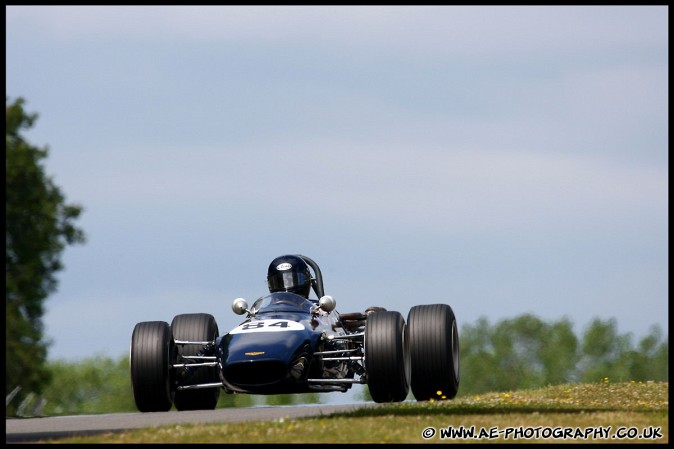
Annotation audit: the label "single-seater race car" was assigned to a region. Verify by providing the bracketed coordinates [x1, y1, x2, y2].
[130, 254, 460, 411]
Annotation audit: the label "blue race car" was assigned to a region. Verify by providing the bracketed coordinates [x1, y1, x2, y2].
[130, 254, 460, 411]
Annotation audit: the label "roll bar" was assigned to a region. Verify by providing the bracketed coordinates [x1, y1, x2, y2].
[298, 254, 325, 299]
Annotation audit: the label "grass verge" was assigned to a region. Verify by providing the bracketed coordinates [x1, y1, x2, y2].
[44, 380, 668, 444]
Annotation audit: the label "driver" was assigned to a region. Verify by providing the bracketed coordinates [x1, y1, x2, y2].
[267, 254, 312, 298]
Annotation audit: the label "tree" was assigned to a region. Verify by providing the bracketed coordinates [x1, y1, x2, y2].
[6, 97, 85, 415]
[458, 317, 503, 393]
[43, 356, 137, 416]
[537, 318, 579, 385]
[577, 318, 633, 383]
[459, 315, 580, 394]
[458, 314, 670, 396]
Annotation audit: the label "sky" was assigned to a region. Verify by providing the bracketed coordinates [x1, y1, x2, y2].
[6, 6, 668, 369]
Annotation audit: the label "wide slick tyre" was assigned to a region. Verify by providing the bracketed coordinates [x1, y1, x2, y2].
[171, 313, 220, 411]
[130, 321, 174, 412]
[365, 310, 410, 403]
[407, 304, 460, 401]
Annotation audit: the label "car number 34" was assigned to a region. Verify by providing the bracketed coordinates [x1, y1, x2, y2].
[229, 319, 305, 334]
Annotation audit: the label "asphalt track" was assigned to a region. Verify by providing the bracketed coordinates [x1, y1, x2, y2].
[5, 402, 381, 443]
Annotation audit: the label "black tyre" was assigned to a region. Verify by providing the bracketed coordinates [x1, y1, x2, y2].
[130, 321, 174, 412]
[171, 313, 220, 410]
[407, 304, 460, 401]
[365, 310, 410, 403]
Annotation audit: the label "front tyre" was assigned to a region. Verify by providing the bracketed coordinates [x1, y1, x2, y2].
[171, 313, 220, 411]
[130, 321, 174, 412]
[365, 310, 410, 403]
[407, 304, 460, 401]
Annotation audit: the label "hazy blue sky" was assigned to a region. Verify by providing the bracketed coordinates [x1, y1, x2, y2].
[6, 6, 668, 367]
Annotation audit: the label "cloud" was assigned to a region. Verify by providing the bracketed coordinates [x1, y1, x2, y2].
[55, 137, 667, 241]
[7, 5, 667, 362]
[44, 287, 245, 361]
[7, 6, 667, 56]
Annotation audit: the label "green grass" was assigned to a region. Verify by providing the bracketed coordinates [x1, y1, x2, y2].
[44, 380, 668, 444]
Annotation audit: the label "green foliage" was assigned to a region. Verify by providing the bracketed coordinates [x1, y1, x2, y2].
[458, 315, 668, 396]
[42, 355, 137, 416]
[255, 393, 321, 406]
[6, 97, 85, 415]
[216, 391, 321, 408]
[578, 319, 669, 383]
[458, 314, 579, 393]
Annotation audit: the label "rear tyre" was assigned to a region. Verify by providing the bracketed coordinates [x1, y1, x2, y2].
[130, 321, 174, 412]
[365, 310, 410, 403]
[171, 313, 220, 410]
[407, 304, 460, 401]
